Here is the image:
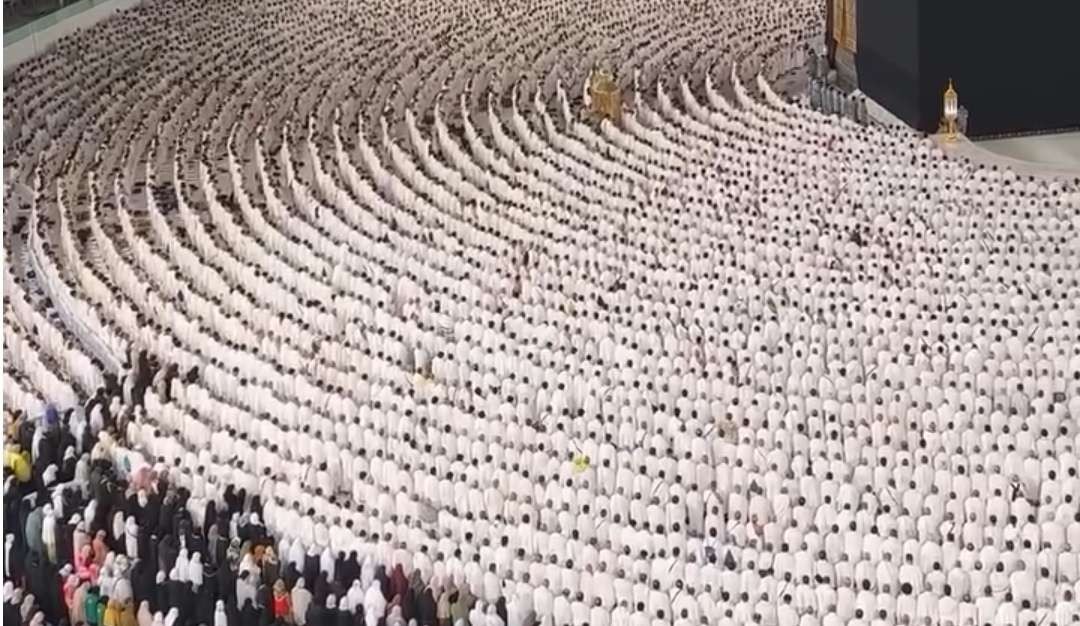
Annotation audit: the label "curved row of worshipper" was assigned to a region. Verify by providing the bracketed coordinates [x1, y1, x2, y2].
[6, 58, 1080, 626]
[8, 65, 1080, 626]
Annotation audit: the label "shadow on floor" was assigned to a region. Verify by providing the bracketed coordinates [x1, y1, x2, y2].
[3, 0, 65, 32]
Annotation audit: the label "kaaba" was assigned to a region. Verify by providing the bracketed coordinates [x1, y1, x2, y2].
[854, 0, 1080, 138]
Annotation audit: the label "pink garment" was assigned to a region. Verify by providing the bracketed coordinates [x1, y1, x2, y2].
[93, 531, 111, 566]
[63, 576, 81, 621]
[75, 545, 100, 583]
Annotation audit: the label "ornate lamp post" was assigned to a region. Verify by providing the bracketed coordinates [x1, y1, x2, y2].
[587, 67, 622, 124]
[942, 79, 959, 141]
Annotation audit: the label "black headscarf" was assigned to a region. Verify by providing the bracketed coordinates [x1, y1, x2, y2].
[416, 588, 437, 626]
[304, 599, 325, 626]
[312, 572, 330, 606]
[280, 561, 301, 591]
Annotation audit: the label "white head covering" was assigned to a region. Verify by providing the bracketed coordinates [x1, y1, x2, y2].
[213, 601, 228, 626]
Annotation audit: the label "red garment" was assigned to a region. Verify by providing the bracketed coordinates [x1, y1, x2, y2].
[389, 565, 409, 600]
[272, 593, 291, 619]
[75, 547, 100, 583]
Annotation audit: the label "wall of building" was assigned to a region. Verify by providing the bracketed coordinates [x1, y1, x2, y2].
[857, 0, 1080, 137]
[919, 1, 1080, 138]
[854, 0, 922, 129]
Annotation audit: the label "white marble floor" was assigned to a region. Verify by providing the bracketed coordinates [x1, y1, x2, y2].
[858, 90, 1080, 177]
[976, 131, 1080, 169]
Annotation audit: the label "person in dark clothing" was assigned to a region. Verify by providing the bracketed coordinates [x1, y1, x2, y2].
[143, 498, 162, 538]
[83, 391, 106, 429]
[202, 501, 219, 541]
[154, 572, 170, 614]
[78, 427, 96, 463]
[193, 582, 215, 626]
[255, 581, 273, 626]
[59, 453, 78, 485]
[222, 487, 244, 520]
[24, 549, 63, 623]
[176, 519, 193, 550]
[305, 595, 325, 626]
[6, 512, 28, 582]
[187, 529, 206, 563]
[141, 532, 158, 576]
[104, 371, 122, 397]
[389, 565, 408, 603]
[3, 591, 21, 626]
[416, 588, 437, 626]
[166, 568, 189, 622]
[374, 566, 390, 602]
[218, 554, 237, 609]
[130, 559, 155, 608]
[157, 496, 179, 539]
[333, 553, 351, 590]
[312, 572, 330, 607]
[32, 432, 59, 483]
[247, 498, 264, 527]
[208, 524, 228, 568]
[239, 598, 260, 626]
[57, 416, 77, 468]
[322, 595, 340, 626]
[280, 562, 301, 592]
[158, 534, 180, 576]
[124, 350, 153, 410]
[349, 604, 365, 626]
[259, 547, 280, 587]
[344, 552, 362, 590]
[124, 491, 144, 526]
[17, 416, 37, 455]
[333, 597, 351, 626]
[92, 480, 120, 536]
[301, 551, 319, 593]
[400, 587, 417, 624]
[4, 474, 25, 538]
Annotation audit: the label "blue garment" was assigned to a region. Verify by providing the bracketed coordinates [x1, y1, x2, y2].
[44, 405, 59, 428]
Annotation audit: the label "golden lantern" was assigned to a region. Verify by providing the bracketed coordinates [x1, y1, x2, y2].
[941, 79, 960, 141]
[588, 68, 622, 124]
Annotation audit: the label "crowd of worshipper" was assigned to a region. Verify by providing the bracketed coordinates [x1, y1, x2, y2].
[5, 401, 519, 626]
[5, 0, 1080, 625]
[801, 46, 866, 125]
[805, 78, 867, 125]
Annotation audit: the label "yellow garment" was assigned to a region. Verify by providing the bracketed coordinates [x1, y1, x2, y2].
[102, 601, 121, 626]
[118, 602, 138, 626]
[572, 453, 591, 473]
[4, 447, 31, 483]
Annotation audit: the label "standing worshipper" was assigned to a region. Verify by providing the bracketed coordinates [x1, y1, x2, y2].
[272, 580, 291, 624]
[416, 587, 437, 626]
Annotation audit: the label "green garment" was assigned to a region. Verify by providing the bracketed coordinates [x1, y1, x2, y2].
[97, 599, 108, 626]
[84, 590, 101, 626]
